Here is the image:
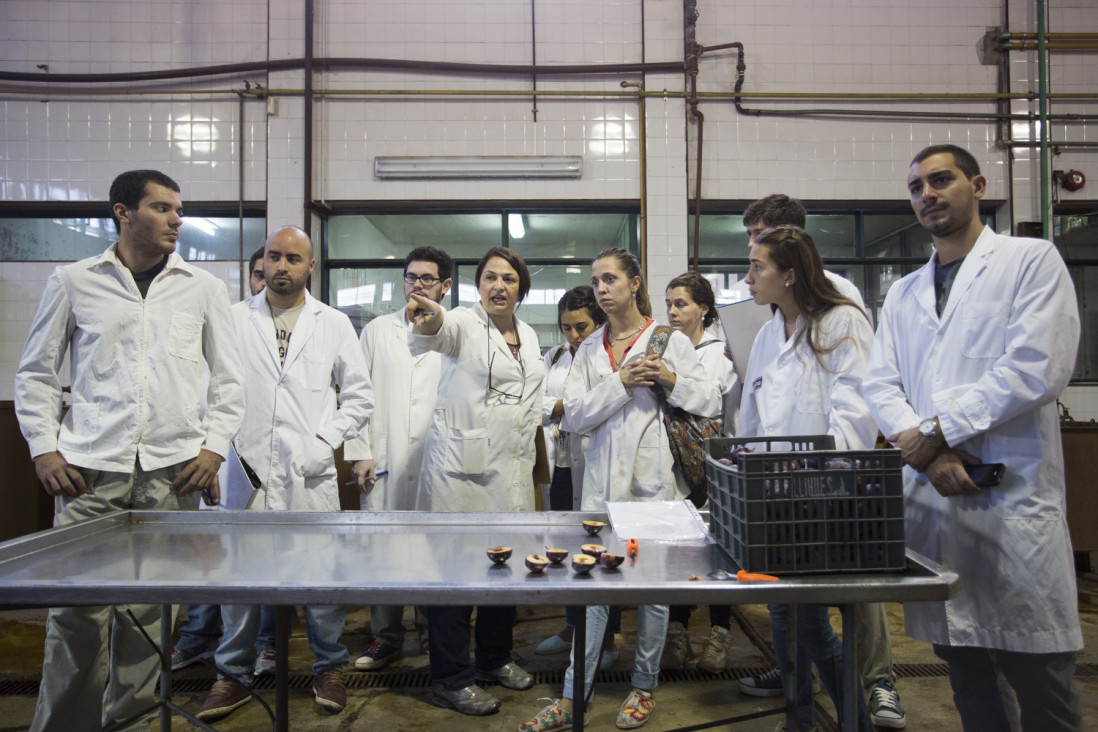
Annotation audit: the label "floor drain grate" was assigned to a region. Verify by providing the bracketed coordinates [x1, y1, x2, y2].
[2, 662, 1094, 697]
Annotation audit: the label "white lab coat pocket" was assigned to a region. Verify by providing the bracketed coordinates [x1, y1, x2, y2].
[450, 427, 488, 475]
[299, 353, 329, 391]
[296, 436, 335, 478]
[65, 402, 100, 452]
[168, 312, 203, 362]
[793, 371, 828, 416]
[959, 301, 1009, 359]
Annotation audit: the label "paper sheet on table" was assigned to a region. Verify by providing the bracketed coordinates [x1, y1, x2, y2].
[606, 500, 712, 545]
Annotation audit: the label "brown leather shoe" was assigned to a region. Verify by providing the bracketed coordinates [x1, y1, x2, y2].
[313, 668, 347, 712]
[196, 679, 252, 721]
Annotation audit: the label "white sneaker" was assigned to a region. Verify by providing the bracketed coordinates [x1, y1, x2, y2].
[253, 649, 276, 677]
[696, 625, 730, 673]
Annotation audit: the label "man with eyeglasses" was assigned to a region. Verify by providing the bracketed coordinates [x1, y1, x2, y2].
[345, 246, 454, 672]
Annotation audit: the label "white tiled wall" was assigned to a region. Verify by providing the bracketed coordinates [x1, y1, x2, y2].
[2, 0, 1096, 413]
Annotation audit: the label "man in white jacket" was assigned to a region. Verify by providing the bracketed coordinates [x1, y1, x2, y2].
[15, 169, 245, 732]
[863, 144, 1083, 731]
[346, 245, 453, 671]
[196, 225, 373, 723]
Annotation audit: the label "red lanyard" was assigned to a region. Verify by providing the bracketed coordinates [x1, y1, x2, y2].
[603, 318, 653, 372]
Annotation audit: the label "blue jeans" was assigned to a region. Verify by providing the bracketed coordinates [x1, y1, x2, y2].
[564, 605, 668, 702]
[176, 604, 221, 652]
[769, 603, 872, 731]
[564, 604, 622, 635]
[216, 604, 348, 680]
[178, 604, 277, 653]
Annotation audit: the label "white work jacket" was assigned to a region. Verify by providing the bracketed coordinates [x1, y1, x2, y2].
[232, 291, 373, 511]
[738, 304, 877, 451]
[15, 244, 244, 471]
[695, 338, 739, 427]
[542, 344, 588, 509]
[863, 227, 1082, 653]
[410, 303, 545, 513]
[562, 323, 720, 510]
[344, 306, 441, 511]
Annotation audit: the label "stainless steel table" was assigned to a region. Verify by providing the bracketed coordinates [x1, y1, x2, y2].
[0, 510, 960, 731]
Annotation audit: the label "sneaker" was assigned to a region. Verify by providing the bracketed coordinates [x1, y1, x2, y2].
[696, 625, 730, 673]
[354, 638, 401, 670]
[615, 688, 655, 729]
[253, 649, 276, 677]
[518, 698, 576, 732]
[431, 683, 501, 716]
[599, 649, 619, 671]
[660, 621, 694, 670]
[869, 677, 906, 729]
[737, 667, 822, 697]
[737, 667, 783, 697]
[171, 646, 214, 671]
[535, 633, 573, 655]
[313, 669, 346, 712]
[475, 661, 534, 690]
[196, 679, 252, 722]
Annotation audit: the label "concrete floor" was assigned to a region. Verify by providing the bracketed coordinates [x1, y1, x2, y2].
[1, 583, 1096, 731]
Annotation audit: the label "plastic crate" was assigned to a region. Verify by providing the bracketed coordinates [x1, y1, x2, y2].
[705, 435, 906, 575]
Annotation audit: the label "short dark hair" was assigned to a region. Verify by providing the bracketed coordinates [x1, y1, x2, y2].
[911, 144, 982, 180]
[667, 272, 718, 328]
[109, 170, 180, 232]
[476, 247, 531, 302]
[248, 246, 265, 272]
[557, 285, 607, 331]
[743, 194, 806, 229]
[405, 246, 453, 281]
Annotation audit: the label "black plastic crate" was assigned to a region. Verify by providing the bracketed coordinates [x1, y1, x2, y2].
[706, 435, 905, 575]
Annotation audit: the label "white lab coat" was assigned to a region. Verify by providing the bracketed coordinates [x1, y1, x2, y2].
[542, 344, 588, 510]
[863, 227, 1082, 653]
[344, 307, 441, 511]
[562, 323, 720, 510]
[15, 244, 245, 471]
[232, 291, 373, 511]
[739, 304, 877, 451]
[695, 338, 739, 427]
[410, 303, 545, 513]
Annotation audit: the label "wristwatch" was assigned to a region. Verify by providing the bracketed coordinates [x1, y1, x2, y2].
[918, 418, 944, 448]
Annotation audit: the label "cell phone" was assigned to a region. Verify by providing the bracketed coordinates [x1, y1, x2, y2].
[964, 462, 1005, 488]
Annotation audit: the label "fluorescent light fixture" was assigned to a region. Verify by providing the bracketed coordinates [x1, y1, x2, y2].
[374, 156, 583, 180]
[508, 213, 526, 239]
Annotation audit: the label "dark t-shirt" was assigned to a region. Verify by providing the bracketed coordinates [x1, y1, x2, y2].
[131, 256, 168, 299]
[934, 256, 965, 317]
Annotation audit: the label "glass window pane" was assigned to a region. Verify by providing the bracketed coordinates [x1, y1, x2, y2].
[1068, 265, 1097, 381]
[0, 216, 263, 261]
[693, 215, 749, 259]
[505, 213, 636, 261]
[804, 214, 856, 259]
[863, 214, 934, 259]
[328, 266, 407, 335]
[328, 214, 503, 260]
[1055, 214, 1098, 260]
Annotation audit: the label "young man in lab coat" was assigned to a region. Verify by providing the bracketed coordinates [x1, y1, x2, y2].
[15, 169, 245, 732]
[196, 225, 373, 723]
[729, 194, 904, 730]
[345, 246, 453, 671]
[863, 144, 1084, 731]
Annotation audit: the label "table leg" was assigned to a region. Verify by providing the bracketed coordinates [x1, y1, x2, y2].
[574, 605, 586, 732]
[783, 605, 798, 731]
[160, 604, 172, 732]
[841, 604, 859, 732]
[275, 605, 293, 732]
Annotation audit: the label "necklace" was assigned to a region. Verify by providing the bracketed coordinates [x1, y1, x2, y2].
[609, 322, 645, 343]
